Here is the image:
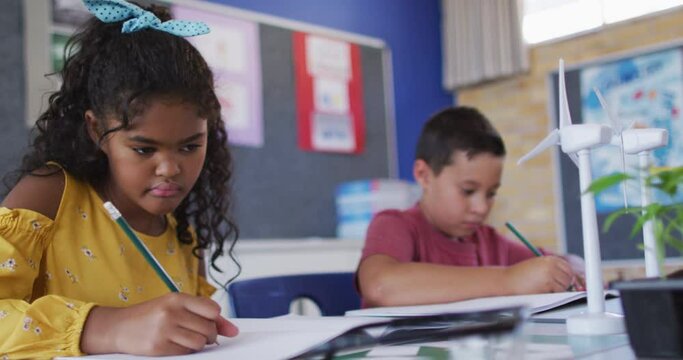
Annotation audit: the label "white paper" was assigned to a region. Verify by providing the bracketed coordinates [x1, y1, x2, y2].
[530, 296, 623, 322]
[58, 316, 379, 360]
[346, 291, 618, 318]
[191, 25, 246, 73]
[311, 112, 355, 152]
[305, 35, 351, 80]
[314, 77, 349, 114]
[216, 82, 249, 130]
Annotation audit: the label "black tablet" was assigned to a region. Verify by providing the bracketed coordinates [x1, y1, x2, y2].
[289, 305, 527, 359]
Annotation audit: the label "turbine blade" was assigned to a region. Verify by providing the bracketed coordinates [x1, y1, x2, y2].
[517, 129, 560, 165]
[625, 118, 636, 130]
[558, 59, 573, 128]
[568, 152, 579, 167]
[594, 87, 621, 133]
[593, 88, 628, 207]
[619, 134, 629, 208]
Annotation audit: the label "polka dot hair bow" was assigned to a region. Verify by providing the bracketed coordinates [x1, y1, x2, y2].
[83, 0, 210, 37]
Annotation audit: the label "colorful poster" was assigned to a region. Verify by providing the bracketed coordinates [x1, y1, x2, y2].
[293, 32, 366, 154]
[172, 5, 263, 148]
[581, 49, 683, 213]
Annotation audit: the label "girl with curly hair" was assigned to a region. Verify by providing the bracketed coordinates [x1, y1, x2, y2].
[0, 0, 241, 357]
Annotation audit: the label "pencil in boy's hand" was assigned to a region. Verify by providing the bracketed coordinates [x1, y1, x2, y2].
[505, 221, 543, 257]
[505, 221, 578, 291]
[103, 201, 180, 292]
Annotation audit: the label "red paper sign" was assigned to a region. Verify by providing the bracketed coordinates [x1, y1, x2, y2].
[293, 32, 365, 154]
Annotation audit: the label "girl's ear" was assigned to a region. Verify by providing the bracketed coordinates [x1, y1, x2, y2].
[84, 110, 106, 153]
[413, 159, 434, 189]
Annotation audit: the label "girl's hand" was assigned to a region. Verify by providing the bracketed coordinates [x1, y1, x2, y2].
[81, 292, 239, 356]
[504, 256, 574, 294]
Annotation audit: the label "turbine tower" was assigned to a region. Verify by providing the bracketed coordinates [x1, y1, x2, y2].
[594, 88, 669, 277]
[518, 59, 624, 335]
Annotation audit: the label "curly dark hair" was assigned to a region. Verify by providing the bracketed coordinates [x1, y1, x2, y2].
[416, 106, 506, 176]
[10, 4, 239, 277]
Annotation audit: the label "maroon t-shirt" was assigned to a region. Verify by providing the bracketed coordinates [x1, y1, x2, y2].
[360, 205, 542, 266]
[357, 205, 545, 305]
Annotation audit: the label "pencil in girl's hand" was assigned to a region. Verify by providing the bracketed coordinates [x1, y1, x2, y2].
[104, 202, 223, 344]
[103, 201, 180, 292]
[505, 221, 543, 257]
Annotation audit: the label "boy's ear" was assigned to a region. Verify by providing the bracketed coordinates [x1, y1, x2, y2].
[413, 159, 433, 188]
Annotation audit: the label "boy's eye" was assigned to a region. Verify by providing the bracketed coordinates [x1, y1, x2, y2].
[487, 191, 498, 199]
[132, 147, 155, 155]
[461, 188, 476, 196]
[180, 144, 202, 153]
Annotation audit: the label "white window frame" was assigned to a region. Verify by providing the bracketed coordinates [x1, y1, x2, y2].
[522, 0, 683, 46]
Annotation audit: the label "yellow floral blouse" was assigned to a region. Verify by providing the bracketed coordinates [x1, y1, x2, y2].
[0, 169, 215, 359]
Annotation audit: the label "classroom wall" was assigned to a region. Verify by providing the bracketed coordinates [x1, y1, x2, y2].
[207, 0, 455, 181]
[0, 0, 26, 184]
[3, 0, 453, 190]
[457, 8, 683, 280]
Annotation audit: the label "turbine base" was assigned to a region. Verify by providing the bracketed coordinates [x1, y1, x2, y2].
[566, 312, 625, 335]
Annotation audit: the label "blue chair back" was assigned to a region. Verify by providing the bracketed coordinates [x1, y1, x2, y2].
[227, 272, 361, 318]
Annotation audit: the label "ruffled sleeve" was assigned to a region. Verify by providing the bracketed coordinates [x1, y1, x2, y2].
[197, 275, 217, 298]
[0, 208, 96, 358]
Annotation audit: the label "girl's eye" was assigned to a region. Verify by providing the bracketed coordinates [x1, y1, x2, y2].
[132, 147, 155, 155]
[487, 192, 498, 199]
[180, 144, 202, 153]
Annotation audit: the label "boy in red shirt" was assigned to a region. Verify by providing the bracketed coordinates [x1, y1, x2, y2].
[357, 107, 584, 307]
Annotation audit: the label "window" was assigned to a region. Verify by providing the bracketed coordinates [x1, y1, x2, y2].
[522, 0, 683, 44]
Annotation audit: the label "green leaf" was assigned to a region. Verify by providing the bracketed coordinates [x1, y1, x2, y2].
[647, 166, 683, 197]
[667, 237, 683, 254]
[593, 166, 683, 265]
[643, 203, 664, 218]
[666, 212, 683, 234]
[654, 219, 667, 261]
[630, 215, 649, 239]
[602, 207, 639, 232]
[585, 173, 632, 195]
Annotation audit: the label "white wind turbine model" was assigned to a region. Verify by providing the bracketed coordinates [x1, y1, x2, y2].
[518, 59, 624, 335]
[594, 88, 669, 277]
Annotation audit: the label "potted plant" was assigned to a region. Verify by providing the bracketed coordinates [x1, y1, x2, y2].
[588, 166, 683, 359]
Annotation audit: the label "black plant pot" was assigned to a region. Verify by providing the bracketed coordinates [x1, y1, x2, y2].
[613, 278, 683, 359]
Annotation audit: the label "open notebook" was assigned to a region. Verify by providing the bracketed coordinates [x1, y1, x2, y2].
[345, 290, 618, 318]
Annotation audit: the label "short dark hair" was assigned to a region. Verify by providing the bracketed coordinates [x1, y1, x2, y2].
[416, 106, 506, 175]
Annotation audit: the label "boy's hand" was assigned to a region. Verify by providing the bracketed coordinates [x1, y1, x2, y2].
[504, 256, 574, 294]
[81, 293, 239, 356]
[571, 274, 586, 291]
[562, 253, 587, 291]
